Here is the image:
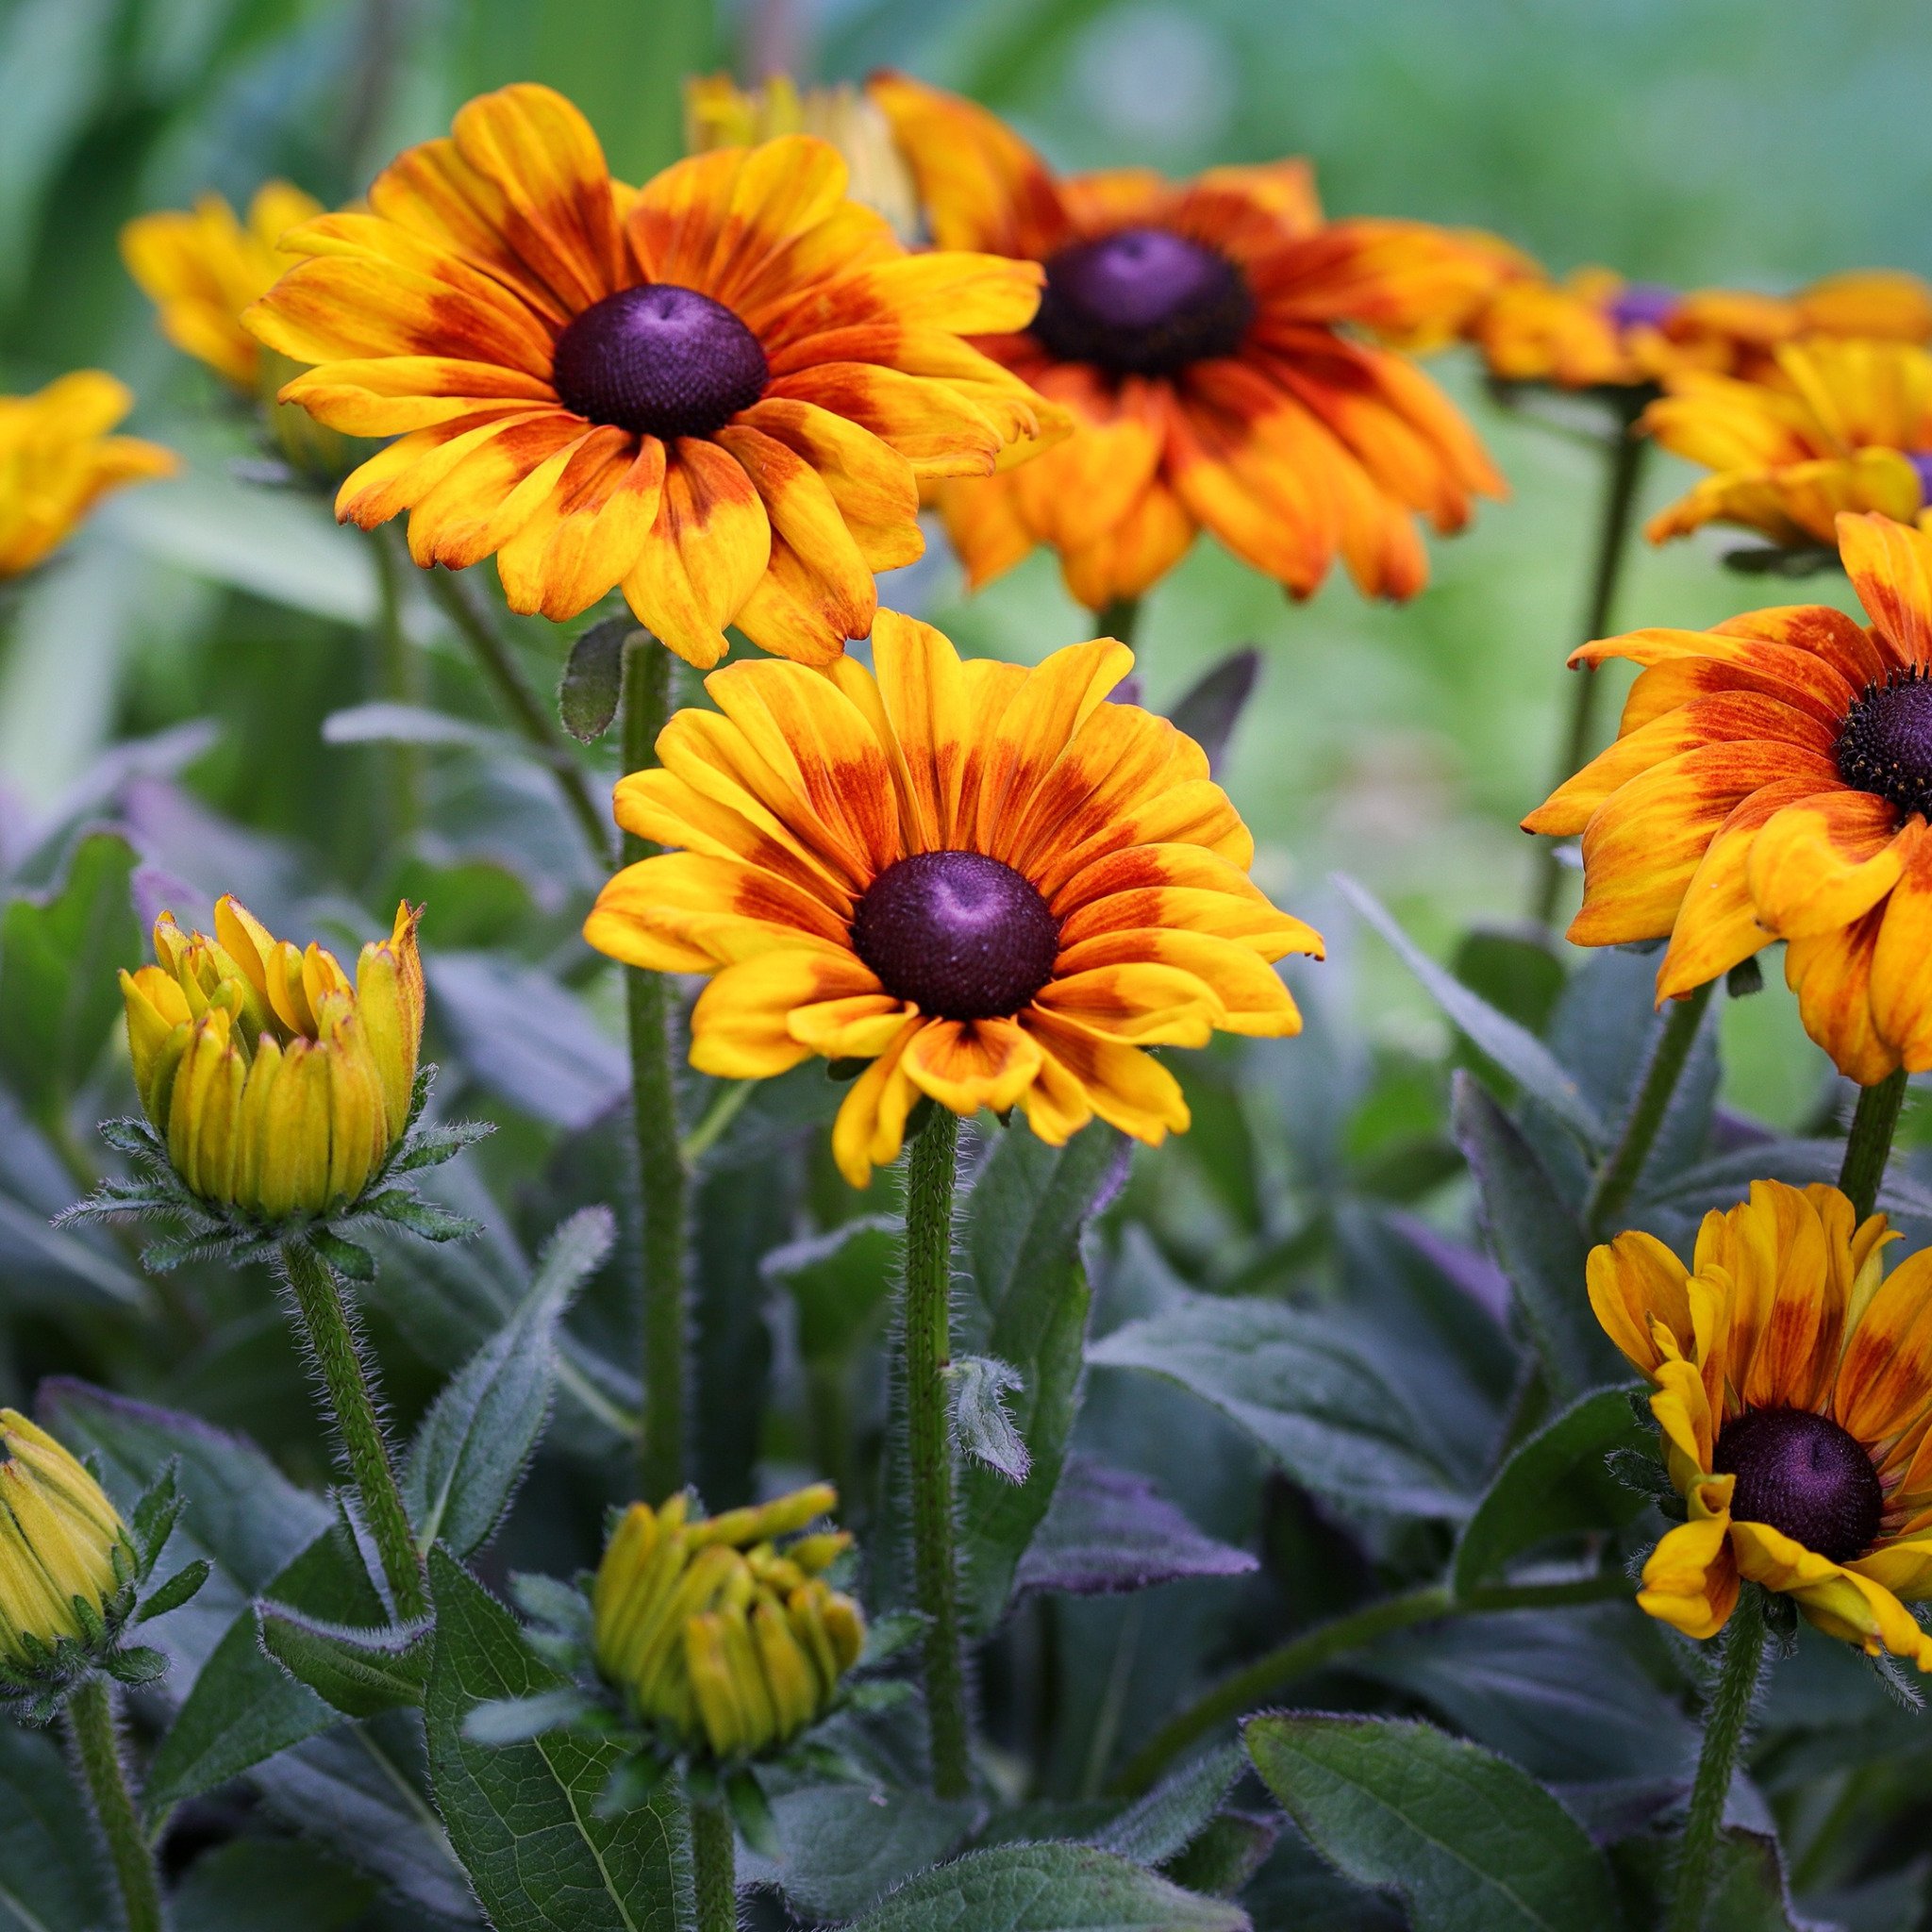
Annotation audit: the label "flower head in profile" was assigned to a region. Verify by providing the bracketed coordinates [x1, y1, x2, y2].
[584, 611, 1322, 1186]
[123, 182, 325, 391]
[0, 374, 175, 579]
[684, 73, 918, 240]
[1524, 512, 1932, 1085]
[1644, 340, 1932, 550]
[245, 83, 1058, 669]
[1593, 1180, 1932, 1669]
[865, 73, 1503, 609]
[592, 1484, 863, 1761]
[1470, 256, 1932, 391]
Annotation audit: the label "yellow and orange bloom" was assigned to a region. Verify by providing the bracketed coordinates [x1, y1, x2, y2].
[583, 612, 1322, 1186]
[119, 898, 425, 1221]
[1592, 1180, 1932, 1669]
[1525, 511, 1932, 1086]
[1470, 257, 1932, 391]
[122, 181, 325, 391]
[684, 73, 918, 241]
[1644, 339, 1932, 549]
[0, 373, 175, 579]
[866, 72, 1503, 609]
[0, 1410, 132, 1673]
[592, 1483, 864, 1760]
[245, 82, 1058, 670]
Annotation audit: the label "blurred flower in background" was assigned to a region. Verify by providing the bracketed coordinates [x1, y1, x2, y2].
[0, 374, 175, 579]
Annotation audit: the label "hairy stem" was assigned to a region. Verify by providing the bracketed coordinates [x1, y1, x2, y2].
[1585, 979, 1714, 1237]
[1839, 1066, 1908, 1222]
[1092, 596, 1142, 650]
[622, 639, 691, 1501]
[69, 1677, 164, 1932]
[690, 1788, 738, 1932]
[1532, 408, 1650, 926]
[279, 1241, 428, 1621]
[903, 1105, 971, 1797]
[421, 566, 610, 863]
[1666, 1589, 1767, 1932]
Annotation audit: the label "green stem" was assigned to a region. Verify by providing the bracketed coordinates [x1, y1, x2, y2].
[1839, 1067, 1908, 1222]
[1092, 597, 1141, 650]
[69, 1676, 164, 1932]
[1532, 409, 1650, 927]
[368, 525, 422, 842]
[690, 1789, 738, 1932]
[421, 566, 611, 864]
[1109, 1572, 1629, 1796]
[1585, 979, 1714, 1238]
[622, 639, 691, 1502]
[903, 1104, 971, 1797]
[278, 1241, 428, 1621]
[1666, 1589, 1767, 1932]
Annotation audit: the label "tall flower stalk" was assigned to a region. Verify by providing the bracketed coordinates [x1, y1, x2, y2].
[67, 1677, 165, 1932]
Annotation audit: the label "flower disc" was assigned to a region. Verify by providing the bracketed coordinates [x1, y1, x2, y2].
[551, 284, 768, 440]
[1713, 1406, 1883, 1563]
[1032, 226, 1253, 376]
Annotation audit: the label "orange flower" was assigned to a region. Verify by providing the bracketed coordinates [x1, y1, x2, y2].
[245, 83, 1058, 669]
[1525, 510, 1932, 1085]
[1591, 1180, 1932, 1668]
[1470, 256, 1932, 391]
[866, 73, 1503, 609]
[1644, 339, 1932, 548]
[583, 611, 1322, 1186]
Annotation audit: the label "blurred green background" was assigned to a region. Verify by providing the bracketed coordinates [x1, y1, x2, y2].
[3, 0, 1924, 1132]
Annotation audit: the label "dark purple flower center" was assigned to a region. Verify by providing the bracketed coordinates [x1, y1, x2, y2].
[850, 851, 1059, 1022]
[1712, 1406, 1882, 1563]
[551, 284, 767, 440]
[1607, 281, 1681, 333]
[1836, 665, 1932, 820]
[1032, 226, 1253, 378]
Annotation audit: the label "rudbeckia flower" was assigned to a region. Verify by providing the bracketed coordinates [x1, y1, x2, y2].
[1524, 511, 1932, 1085]
[1592, 1180, 1932, 1668]
[865, 72, 1503, 608]
[0, 373, 175, 579]
[583, 612, 1323, 1185]
[122, 181, 325, 391]
[1470, 257, 1932, 391]
[120, 898, 425, 1220]
[1644, 339, 1932, 549]
[683, 73, 918, 241]
[244, 83, 1058, 669]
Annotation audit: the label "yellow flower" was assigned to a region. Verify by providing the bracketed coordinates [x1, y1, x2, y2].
[684, 73, 918, 241]
[1645, 339, 1932, 549]
[119, 898, 425, 1221]
[244, 82, 1059, 671]
[122, 181, 325, 391]
[0, 373, 175, 579]
[1591, 1180, 1932, 1669]
[1524, 512, 1932, 1088]
[591, 1484, 864, 1760]
[583, 611, 1324, 1187]
[0, 1410, 131, 1672]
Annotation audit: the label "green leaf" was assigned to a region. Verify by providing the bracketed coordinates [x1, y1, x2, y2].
[1450, 1074, 1624, 1401]
[1160, 1815, 1277, 1900]
[1453, 1386, 1651, 1595]
[1088, 1289, 1472, 1520]
[258, 1610, 432, 1720]
[958, 1124, 1121, 1634]
[1608, 1827, 1807, 1931]
[1244, 1712, 1619, 1932]
[844, 1843, 1249, 1932]
[558, 615, 637, 741]
[165, 1838, 375, 1932]
[425, 1547, 694, 1929]
[953, 1355, 1030, 1483]
[741, 1784, 979, 1922]
[404, 1208, 612, 1556]
[0, 1721, 111, 1930]
[145, 1513, 386, 1819]
[1166, 648, 1258, 775]
[135, 1557, 210, 1624]
[0, 829, 140, 1124]
[1452, 927, 1567, 1037]
[762, 1215, 897, 1363]
[1094, 1745, 1244, 1866]
[1337, 876, 1605, 1144]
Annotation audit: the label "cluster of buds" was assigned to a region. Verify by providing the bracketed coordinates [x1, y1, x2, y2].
[0, 1411, 205, 1721]
[592, 1484, 865, 1763]
[66, 896, 483, 1275]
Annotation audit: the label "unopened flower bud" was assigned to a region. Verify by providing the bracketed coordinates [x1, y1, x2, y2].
[0, 1412, 132, 1673]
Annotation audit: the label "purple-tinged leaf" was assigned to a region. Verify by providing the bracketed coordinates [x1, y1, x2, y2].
[1015, 1457, 1257, 1598]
